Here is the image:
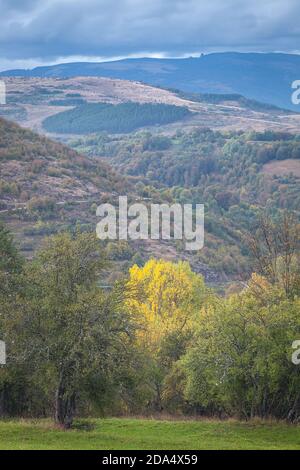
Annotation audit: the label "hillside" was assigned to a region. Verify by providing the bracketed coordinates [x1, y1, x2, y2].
[71, 128, 300, 277]
[0, 117, 129, 204]
[2, 114, 300, 284]
[2, 52, 300, 111]
[1, 76, 300, 138]
[0, 117, 220, 283]
[43, 102, 191, 134]
[0, 117, 132, 255]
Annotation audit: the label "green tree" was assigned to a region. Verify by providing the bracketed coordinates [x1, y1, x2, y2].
[0, 222, 23, 296]
[182, 275, 300, 421]
[6, 232, 134, 427]
[247, 213, 300, 297]
[0, 223, 24, 416]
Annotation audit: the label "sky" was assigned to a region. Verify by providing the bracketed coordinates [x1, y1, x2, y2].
[0, 0, 299, 71]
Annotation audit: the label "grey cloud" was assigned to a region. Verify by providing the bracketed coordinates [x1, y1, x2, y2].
[0, 0, 299, 65]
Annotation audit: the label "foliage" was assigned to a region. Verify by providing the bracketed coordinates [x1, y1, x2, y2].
[0, 230, 135, 427]
[71, 128, 300, 274]
[43, 102, 191, 134]
[126, 259, 206, 348]
[125, 259, 208, 412]
[182, 276, 300, 421]
[0, 214, 299, 424]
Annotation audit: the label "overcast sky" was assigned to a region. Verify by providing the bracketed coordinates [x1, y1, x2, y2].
[0, 0, 299, 71]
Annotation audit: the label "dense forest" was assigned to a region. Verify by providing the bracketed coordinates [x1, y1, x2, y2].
[1, 213, 300, 428]
[71, 128, 300, 275]
[2, 118, 300, 279]
[43, 102, 192, 134]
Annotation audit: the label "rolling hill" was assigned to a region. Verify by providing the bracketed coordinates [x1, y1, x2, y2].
[0, 117, 129, 204]
[0, 117, 132, 256]
[1, 52, 300, 111]
[71, 126, 300, 281]
[1, 76, 300, 138]
[0, 117, 220, 283]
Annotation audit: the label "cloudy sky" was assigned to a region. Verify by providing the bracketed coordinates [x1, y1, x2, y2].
[0, 0, 299, 70]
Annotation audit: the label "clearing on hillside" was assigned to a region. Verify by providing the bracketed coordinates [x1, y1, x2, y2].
[262, 159, 300, 177]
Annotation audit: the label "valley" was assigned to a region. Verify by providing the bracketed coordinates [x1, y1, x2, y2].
[1, 76, 300, 288]
[1, 3, 300, 443]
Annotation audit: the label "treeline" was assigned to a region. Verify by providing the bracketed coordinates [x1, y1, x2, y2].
[71, 127, 300, 194]
[73, 128, 223, 186]
[1, 214, 300, 427]
[170, 89, 285, 112]
[255, 141, 300, 163]
[71, 128, 300, 274]
[43, 102, 191, 134]
[49, 98, 86, 106]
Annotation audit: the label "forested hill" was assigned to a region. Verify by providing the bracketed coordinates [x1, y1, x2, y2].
[0, 117, 220, 282]
[0, 117, 131, 207]
[2, 52, 300, 111]
[43, 102, 191, 135]
[71, 128, 300, 276]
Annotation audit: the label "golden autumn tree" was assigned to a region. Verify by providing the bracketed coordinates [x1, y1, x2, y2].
[126, 259, 207, 348]
[125, 259, 208, 411]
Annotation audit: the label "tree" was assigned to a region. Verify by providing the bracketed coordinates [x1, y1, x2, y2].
[125, 259, 208, 411]
[0, 223, 24, 417]
[0, 222, 23, 296]
[8, 231, 134, 428]
[246, 212, 300, 297]
[182, 275, 300, 421]
[126, 259, 207, 347]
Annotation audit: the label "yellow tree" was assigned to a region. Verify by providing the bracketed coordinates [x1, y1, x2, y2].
[125, 259, 208, 411]
[126, 259, 207, 349]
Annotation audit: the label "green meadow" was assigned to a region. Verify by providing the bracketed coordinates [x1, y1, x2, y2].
[0, 418, 299, 450]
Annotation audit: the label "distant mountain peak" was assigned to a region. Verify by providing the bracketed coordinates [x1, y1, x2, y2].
[1, 52, 300, 110]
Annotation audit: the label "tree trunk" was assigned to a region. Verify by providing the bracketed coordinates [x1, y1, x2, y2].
[0, 388, 5, 417]
[55, 373, 76, 429]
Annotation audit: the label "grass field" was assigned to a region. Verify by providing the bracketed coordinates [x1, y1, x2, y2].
[0, 418, 300, 450]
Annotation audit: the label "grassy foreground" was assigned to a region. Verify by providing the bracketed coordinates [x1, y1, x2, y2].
[0, 418, 300, 450]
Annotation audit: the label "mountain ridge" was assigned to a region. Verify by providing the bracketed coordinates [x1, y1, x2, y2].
[1, 52, 300, 111]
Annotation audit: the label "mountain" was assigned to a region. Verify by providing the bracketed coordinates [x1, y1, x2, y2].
[1, 52, 300, 111]
[2, 76, 300, 139]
